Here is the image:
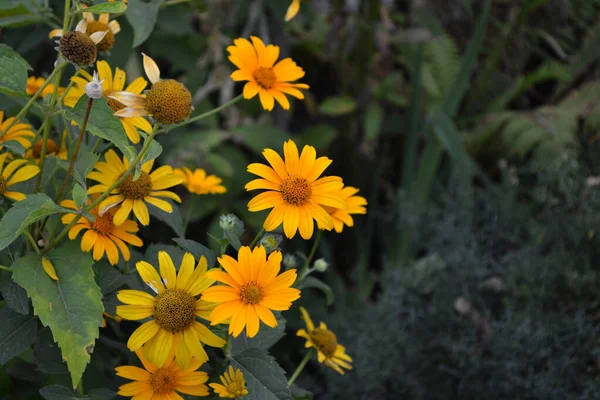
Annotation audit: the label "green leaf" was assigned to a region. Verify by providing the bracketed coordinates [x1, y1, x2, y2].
[0, 140, 26, 156]
[72, 184, 86, 209]
[0, 194, 66, 251]
[231, 314, 286, 355]
[64, 97, 135, 161]
[234, 125, 294, 155]
[172, 238, 216, 268]
[0, 306, 37, 365]
[229, 348, 292, 400]
[77, 2, 126, 14]
[72, 143, 100, 187]
[40, 385, 77, 400]
[0, 44, 32, 70]
[12, 242, 104, 388]
[427, 110, 471, 170]
[92, 261, 125, 295]
[0, 3, 42, 27]
[318, 96, 357, 116]
[148, 200, 185, 238]
[0, 55, 27, 96]
[364, 103, 383, 142]
[299, 124, 338, 150]
[33, 328, 68, 375]
[290, 385, 313, 400]
[297, 277, 334, 305]
[144, 244, 186, 269]
[0, 277, 29, 314]
[126, 0, 161, 48]
[134, 134, 162, 180]
[86, 389, 117, 400]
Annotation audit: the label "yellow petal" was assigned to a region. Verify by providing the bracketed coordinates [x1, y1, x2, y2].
[285, 0, 301, 21]
[126, 320, 160, 351]
[142, 53, 160, 85]
[41, 257, 59, 281]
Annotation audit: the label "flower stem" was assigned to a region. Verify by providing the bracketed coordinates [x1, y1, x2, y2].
[43, 124, 161, 253]
[0, 62, 67, 139]
[54, 97, 93, 202]
[166, 94, 244, 132]
[287, 351, 312, 387]
[297, 230, 322, 283]
[23, 231, 41, 255]
[249, 227, 265, 248]
[0, 265, 13, 272]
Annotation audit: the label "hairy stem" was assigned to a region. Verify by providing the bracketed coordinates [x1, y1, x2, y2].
[287, 351, 312, 387]
[249, 227, 266, 248]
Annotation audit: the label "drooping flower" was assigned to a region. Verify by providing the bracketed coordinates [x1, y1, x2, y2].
[297, 307, 353, 374]
[245, 139, 346, 239]
[64, 60, 152, 143]
[116, 349, 210, 399]
[285, 0, 301, 21]
[108, 53, 193, 125]
[318, 186, 367, 233]
[25, 130, 68, 163]
[228, 36, 309, 111]
[50, 20, 107, 66]
[0, 153, 40, 201]
[202, 245, 301, 338]
[26, 76, 65, 98]
[116, 252, 226, 367]
[87, 149, 183, 226]
[209, 366, 249, 399]
[174, 167, 227, 195]
[80, 5, 120, 52]
[0, 111, 35, 151]
[60, 196, 143, 266]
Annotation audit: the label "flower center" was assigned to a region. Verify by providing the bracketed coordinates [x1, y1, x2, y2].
[252, 67, 276, 90]
[118, 172, 152, 200]
[310, 328, 338, 358]
[91, 209, 115, 234]
[59, 31, 97, 66]
[153, 289, 196, 333]
[281, 176, 312, 206]
[33, 139, 59, 159]
[149, 367, 176, 394]
[227, 380, 246, 397]
[0, 176, 6, 196]
[145, 79, 192, 125]
[239, 282, 264, 305]
[86, 21, 114, 52]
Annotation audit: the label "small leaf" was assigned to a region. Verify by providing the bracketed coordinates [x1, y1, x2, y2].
[12, 242, 104, 388]
[364, 103, 383, 142]
[72, 184, 86, 209]
[318, 96, 357, 116]
[231, 314, 286, 355]
[0, 306, 37, 365]
[78, 2, 126, 14]
[148, 200, 185, 238]
[0, 55, 27, 96]
[0, 194, 67, 251]
[126, 0, 161, 48]
[39, 385, 77, 400]
[64, 97, 135, 162]
[72, 142, 100, 187]
[172, 238, 216, 268]
[0, 139, 26, 156]
[0, 277, 29, 314]
[229, 348, 292, 400]
[297, 277, 334, 305]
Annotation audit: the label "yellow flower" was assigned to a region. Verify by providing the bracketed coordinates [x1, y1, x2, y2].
[202, 245, 301, 338]
[116, 349, 209, 399]
[297, 307, 353, 375]
[60, 196, 143, 266]
[174, 167, 227, 195]
[64, 61, 152, 144]
[318, 186, 367, 233]
[0, 153, 40, 201]
[50, 20, 108, 66]
[80, 5, 120, 52]
[245, 139, 346, 239]
[0, 111, 35, 151]
[116, 252, 226, 367]
[285, 0, 301, 21]
[209, 366, 249, 399]
[41, 257, 59, 281]
[87, 149, 183, 226]
[108, 53, 193, 125]
[228, 36, 309, 111]
[25, 131, 68, 163]
[26, 76, 65, 98]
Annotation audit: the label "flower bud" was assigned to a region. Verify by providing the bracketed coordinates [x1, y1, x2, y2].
[260, 233, 282, 253]
[313, 258, 329, 273]
[283, 254, 298, 269]
[84, 70, 104, 99]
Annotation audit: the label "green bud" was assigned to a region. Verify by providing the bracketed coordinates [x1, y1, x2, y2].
[283, 254, 298, 269]
[313, 258, 329, 273]
[260, 233, 282, 253]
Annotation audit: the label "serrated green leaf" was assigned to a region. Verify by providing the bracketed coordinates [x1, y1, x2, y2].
[126, 0, 161, 48]
[0, 140, 26, 156]
[72, 184, 86, 209]
[0, 194, 66, 251]
[0, 306, 37, 365]
[229, 348, 292, 400]
[64, 98, 135, 161]
[39, 385, 77, 400]
[364, 103, 383, 142]
[172, 238, 216, 268]
[77, 2, 126, 14]
[0, 55, 27, 96]
[12, 242, 104, 388]
[231, 314, 285, 355]
[148, 200, 185, 238]
[318, 96, 356, 116]
[297, 277, 334, 305]
[0, 277, 29, 314]
[0, 44, 32, 70]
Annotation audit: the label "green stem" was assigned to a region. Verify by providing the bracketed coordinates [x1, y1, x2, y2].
[0, 62, 67, 139]
[287, 351, 312, 387]
[297, 230, 322, 283]
[166, 95, 243, 132]
[90, 136, 103, 153]
[249, 227, 265, 248]
[34, 117, 53, 193]
[62, 0, 71, 31]
[0, 265, 12, 272]
[23, 231, 41, 255]
[183, 195, 197, 234]
[43, 125, 161, 253]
